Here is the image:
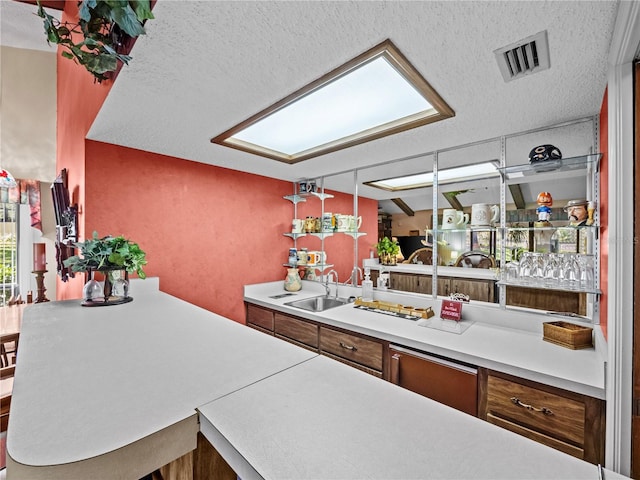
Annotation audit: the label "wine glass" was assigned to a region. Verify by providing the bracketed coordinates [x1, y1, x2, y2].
[518, 253, 533, 285]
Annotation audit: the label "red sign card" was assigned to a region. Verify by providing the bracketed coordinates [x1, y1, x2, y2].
[440, 300, 463, 322]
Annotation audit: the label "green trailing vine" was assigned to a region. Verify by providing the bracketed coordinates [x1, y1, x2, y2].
[37, 0, 154, 83]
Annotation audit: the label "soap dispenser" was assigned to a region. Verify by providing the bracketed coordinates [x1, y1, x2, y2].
[362, 268, 374, 302]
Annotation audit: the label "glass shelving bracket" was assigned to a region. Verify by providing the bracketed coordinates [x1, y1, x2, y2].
[497, 153, 602, 181]
[284, 194, 307, 204]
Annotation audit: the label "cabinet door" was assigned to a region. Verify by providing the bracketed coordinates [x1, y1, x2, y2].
[506, 286, 586, 316]
[389, 272, 419, 292]
[478, 369, 605, 464]
[274, 313, 319, 351]
[320, 327, 383, 373]
[437, 277, 451, 296]
[246, 304, 274, 332]
[416, 275, 433, 295]
[389, 346, 477, 416]
[451, 278, 495, 302]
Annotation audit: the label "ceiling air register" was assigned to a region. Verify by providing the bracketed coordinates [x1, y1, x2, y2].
[211, 39, 455, 164]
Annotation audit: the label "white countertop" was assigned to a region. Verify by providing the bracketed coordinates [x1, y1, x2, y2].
[199, 355, 614, 480]
[244, 280, 606, 399]
[7, 283, 614, 479]
[7, 291, 315, 477]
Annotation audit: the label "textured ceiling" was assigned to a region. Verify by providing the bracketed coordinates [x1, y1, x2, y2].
[2, 1, 620, 212]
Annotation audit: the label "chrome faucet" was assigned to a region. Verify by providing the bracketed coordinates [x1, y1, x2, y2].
[325, 270, 339, 298]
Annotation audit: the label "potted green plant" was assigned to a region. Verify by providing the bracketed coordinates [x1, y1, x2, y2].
[64, 232, 147, 305]
[37, 0, 154, 83]
[64, 231, 147, 278]
[375, 236, 400, 266]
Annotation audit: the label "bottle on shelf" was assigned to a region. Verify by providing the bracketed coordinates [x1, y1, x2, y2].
[362, 268, 374, 301]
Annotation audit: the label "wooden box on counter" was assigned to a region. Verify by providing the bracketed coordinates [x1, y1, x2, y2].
[543, 321, 593, 350]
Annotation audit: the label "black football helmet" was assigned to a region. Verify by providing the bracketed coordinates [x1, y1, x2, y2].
[528, 144, 562, 163]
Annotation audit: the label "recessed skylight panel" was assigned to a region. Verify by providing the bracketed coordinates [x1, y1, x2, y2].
[212, 39, 454, 163]
[232, 57, 433, 155]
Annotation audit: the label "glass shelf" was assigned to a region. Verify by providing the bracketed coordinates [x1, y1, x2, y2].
[342, 231, 367, 238]
[284, 192, 335, 203]
[284, 263, 335, 270]
[503, 224, 599, 232]
[497, 153, 601, 180]
[283, 194, 307, 204]
[309, 232, 334, 239]
[283, 232, 307, 239]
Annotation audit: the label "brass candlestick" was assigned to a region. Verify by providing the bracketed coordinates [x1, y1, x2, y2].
[32, 270, 50, 303]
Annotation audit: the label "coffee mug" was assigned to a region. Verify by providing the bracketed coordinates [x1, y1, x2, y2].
[292, 218, 304, 233]
[336, 214, 350, 232]
[322, 212, 334, 232]
[442, 209, 468, 229]
[297, 249, 307, 265]
[349, 215, 363, 231]
[471, 204, 499, 226]
[307, 251, 324, 266]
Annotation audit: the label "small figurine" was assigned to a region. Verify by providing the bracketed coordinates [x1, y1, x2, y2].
[586, 201, 596, 226]
[536, 191, 553, 224]
[564, 199, 589, 227]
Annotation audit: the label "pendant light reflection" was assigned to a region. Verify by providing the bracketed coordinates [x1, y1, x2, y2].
[0, 169, 17, 188]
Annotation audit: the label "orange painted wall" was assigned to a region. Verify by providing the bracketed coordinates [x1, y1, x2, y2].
[599, 89, 609, 339]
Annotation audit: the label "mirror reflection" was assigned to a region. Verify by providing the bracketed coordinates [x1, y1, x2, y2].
[322, 117, 600, 318]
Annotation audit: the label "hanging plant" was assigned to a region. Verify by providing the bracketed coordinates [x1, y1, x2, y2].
[37, 0, 154, 83]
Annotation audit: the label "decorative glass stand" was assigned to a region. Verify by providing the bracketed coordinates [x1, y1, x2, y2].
[82, 268, 133, 307]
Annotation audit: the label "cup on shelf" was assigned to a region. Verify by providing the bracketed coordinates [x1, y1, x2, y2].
[349, 215, 362, 231]
[297, 249, 308, 266]
[292, 218, 304, 233]
[471, 203, 499, 226]
[442, 209, 468, 229]
[322, 212, 334, 232]
[336, 214, 350, 232]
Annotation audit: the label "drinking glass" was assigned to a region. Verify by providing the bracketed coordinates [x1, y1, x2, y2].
[577, 254, 595, 291]
[518, 253, 533, 285]
[560, 253, 580, 290]
[543, 253, 561, 287]
[505, 261, 519, 283]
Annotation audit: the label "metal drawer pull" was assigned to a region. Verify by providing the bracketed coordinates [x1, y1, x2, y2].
[510, 397, 554, 415]
[339, 342, 357, 351]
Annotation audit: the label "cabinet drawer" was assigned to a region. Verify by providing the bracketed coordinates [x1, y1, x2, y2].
[486, 413, 584, 459]
[320, 327, 383, 372]
[246, 304, 274, 332]
[486, 374, 585, 445]
[275, 313, 318, 349]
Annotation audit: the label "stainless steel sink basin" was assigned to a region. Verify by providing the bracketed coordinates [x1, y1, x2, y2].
[284, 295, 350, 312]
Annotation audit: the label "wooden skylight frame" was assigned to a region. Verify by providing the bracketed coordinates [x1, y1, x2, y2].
[211, 39, 455, 164]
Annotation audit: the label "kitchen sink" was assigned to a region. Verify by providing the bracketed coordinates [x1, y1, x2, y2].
[284, 295, 351, 312]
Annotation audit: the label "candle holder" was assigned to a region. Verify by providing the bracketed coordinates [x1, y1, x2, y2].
[32, 270, 49, 303]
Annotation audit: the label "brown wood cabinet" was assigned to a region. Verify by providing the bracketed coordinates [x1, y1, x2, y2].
[245, 303, 385, 378]
[506, 286, 587, 316]
[389, 346, 478, 416]
[320, 326, 384, 378]
[387, 271, 493, 301]
[246, 304, 274, 334]
[478, 368, 605, 464]
[448, 277, 495, 303]
[274, 312, 319, 352]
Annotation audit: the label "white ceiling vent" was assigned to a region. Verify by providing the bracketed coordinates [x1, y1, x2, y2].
[494, 30, 550, 83]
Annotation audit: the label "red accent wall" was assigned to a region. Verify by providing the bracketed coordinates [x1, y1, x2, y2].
[82, 141, 377, 322]
[55, 5, 378, 322]
[599, 89, 609, 339]
[55, 1, 111, 301]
